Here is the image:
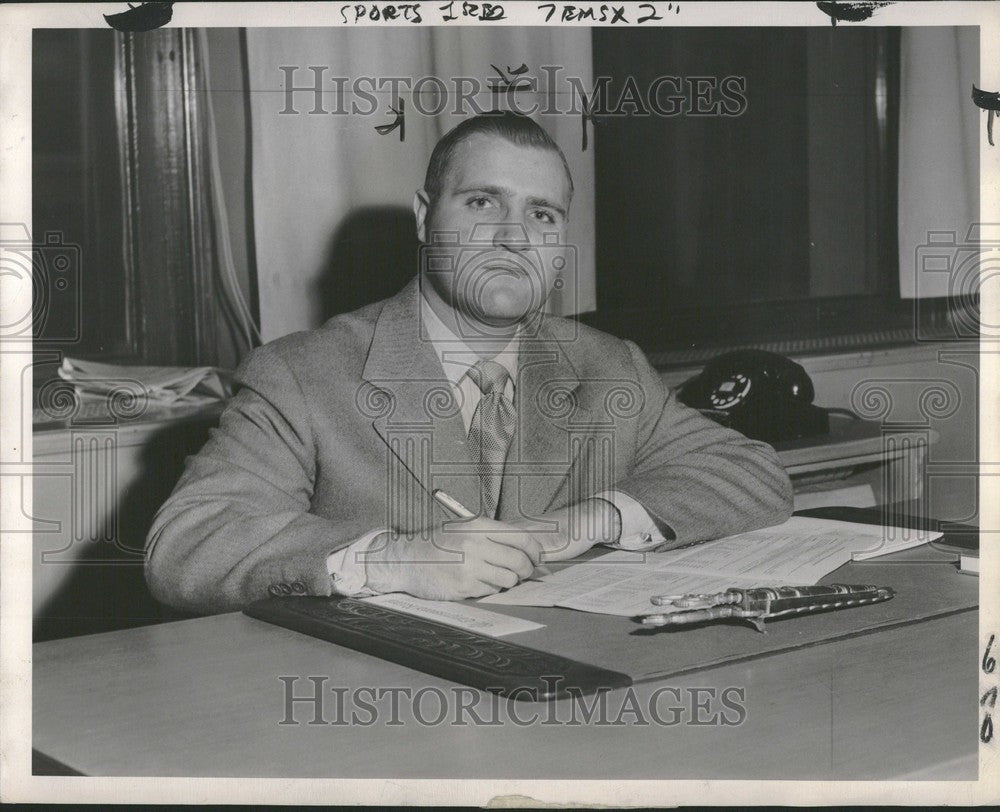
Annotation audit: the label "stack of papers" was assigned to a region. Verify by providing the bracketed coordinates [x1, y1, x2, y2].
[58, 357, 233, 407]
[480, 516, 942, 617]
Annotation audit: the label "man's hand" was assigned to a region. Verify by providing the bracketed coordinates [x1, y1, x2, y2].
[363, 518, 544, 600]
[510, 498, 622, 562]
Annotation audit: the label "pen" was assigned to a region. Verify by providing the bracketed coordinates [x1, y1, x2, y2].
[431, 489, 552, 578]
[432, 488, 475, 519]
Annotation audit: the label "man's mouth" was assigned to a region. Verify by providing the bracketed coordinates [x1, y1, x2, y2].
[480, 259, 533, 277]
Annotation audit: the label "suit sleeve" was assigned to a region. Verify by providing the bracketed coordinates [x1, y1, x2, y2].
[612, 340, 794, 547]
[145, 345, 374, 614]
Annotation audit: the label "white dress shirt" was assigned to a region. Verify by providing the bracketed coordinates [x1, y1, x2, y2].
[325, 295, 668, 595]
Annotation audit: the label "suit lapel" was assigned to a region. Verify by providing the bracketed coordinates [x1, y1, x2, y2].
[498, 317, 615, 521]
[363, 279, 479, 531]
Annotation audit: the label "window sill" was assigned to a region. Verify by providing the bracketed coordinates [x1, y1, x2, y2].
[656, 338, 978, 389]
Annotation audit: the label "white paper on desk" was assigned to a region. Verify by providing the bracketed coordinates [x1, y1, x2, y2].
[478, 516, 873, 617]
[476, 578, 562, 607]
[652, 522, 856, 583]
[791, 516, 943, 560]
[361, 593, 543, 636]
[478, 532, 851, 616]
[479, 562, 643, 607]
[560, 573, 767, 617]
[554, 530, 857, 616]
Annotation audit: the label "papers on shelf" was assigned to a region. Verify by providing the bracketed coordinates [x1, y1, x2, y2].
[361, 593, 544, 637]
[57, 357, 233, 407]
[479, 515, 942, 617]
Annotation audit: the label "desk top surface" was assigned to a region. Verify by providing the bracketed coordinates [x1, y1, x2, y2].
[32, 547, 980, 781]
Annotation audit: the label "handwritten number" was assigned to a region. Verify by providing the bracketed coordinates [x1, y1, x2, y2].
[637, 3, 663, 23]
[982, 635, 997, 747]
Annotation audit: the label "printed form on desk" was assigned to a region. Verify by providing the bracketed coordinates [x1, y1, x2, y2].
[479, 516, 942, 617]
[360, 593, 544, 636]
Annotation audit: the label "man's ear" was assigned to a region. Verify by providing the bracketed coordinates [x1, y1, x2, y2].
[413, 189, 431, 243]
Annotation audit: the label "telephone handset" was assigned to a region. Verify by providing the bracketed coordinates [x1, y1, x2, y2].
[677, 349, 830, 444]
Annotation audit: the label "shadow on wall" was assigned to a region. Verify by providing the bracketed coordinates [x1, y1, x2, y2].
[32, 415, 217, 642]
[316, 206, 422, 321]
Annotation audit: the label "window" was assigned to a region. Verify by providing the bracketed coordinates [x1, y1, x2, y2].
[581, 27, 957, 362]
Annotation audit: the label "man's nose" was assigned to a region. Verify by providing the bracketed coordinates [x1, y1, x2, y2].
[491, 222, 531, 252]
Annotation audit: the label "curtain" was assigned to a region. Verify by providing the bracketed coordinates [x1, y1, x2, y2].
[898, 27, 979, 299]
[245, 28, 595, 341]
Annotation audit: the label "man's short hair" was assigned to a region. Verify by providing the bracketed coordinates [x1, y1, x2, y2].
[423, 111, 575, 204]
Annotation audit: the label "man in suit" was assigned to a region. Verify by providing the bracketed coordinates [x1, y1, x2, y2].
[146, 112, 792, 614]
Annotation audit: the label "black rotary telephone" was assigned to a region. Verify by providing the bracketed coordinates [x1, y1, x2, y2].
[678, 349, 830, 444]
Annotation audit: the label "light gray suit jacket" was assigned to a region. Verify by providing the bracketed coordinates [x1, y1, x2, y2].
[145, 278, 793, 613]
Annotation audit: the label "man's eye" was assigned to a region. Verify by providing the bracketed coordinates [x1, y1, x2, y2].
[467, 196, 494, 209]
[531, 209, 557, 225]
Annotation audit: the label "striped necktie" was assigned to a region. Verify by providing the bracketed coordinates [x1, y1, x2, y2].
[466, 359, 516, 518]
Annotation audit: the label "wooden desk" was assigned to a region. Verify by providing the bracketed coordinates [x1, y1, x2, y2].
[32, 551, 979, 780]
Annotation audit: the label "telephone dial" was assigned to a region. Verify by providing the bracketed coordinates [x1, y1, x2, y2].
[678, 349, 830, 444]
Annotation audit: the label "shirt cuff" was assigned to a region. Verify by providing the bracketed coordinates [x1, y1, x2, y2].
[326, 530, 386, 597]
[595, 490, 673, 551]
